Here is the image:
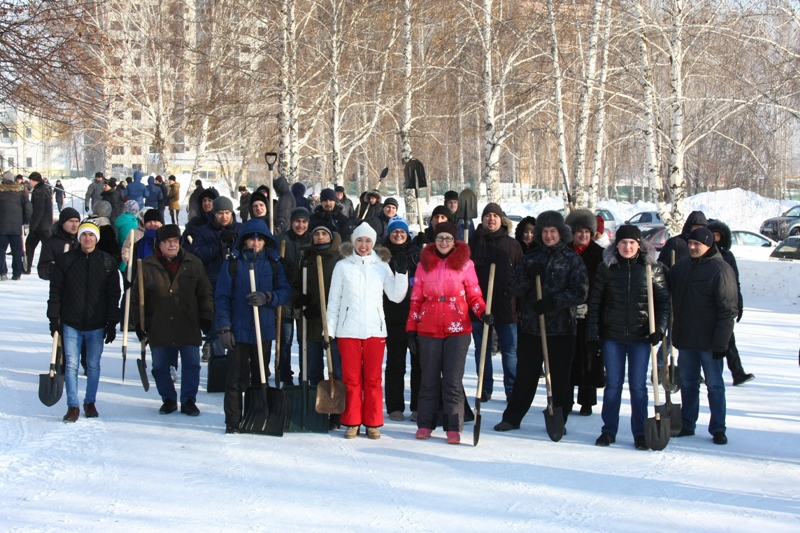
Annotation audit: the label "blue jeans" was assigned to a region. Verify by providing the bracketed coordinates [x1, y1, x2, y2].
[678, 349, 726, 434]
[151, 345, 200, 403]
[305, 340, 342, 385]
[63, 326, 104, 407]
[0, 233, 23, 277]
[601, 340, 650, 437]
[279, 317, 299, 382]
[471, 321, 517, 399]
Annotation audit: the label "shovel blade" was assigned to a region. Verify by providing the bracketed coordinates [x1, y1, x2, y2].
[315, 379, 346, 414]
[668, 402, 683, 436]
[473, 399, 482, 446]
[670, 362, 681, 392]
[137, 358, 150, 392]
[284, 382, 328, 433]
[542, 402, 565, 442]
[403, 159, 427, 189]
[241, 385, 288, 436]
[645, 416, 671, 450]
[456, 189, 478, 219]
[38, 371, 64, 407]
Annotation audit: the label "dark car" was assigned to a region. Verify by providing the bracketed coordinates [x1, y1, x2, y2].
[760, 205, 800, 241]
[642, 227, 669, 251]
[625, 211, 664, 230]
[769, 235, 800, 262]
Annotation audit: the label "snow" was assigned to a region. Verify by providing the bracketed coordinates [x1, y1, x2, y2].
[2, 188, 800, 531]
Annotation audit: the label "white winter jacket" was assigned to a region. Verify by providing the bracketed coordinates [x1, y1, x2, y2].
[327, 244, 408, 339]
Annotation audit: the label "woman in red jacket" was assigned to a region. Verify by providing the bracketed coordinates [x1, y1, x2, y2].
[407, 222, 490, 444]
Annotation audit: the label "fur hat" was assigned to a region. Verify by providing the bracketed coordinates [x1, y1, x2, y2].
[614, 224, 642, 244]
[565, 208, 597, 234]
[77, 221, 100, 242]
[290, 207, 310, 222]
[156, 224, 182, 243]
[59, 207, 81, 225]
[320, 188, 337, 202]
[688, 227, 714, 247]
[387, 216, 409, 235]
[444, 190, 459, 202]
[351, 221, 377, 243]
[383, 197, 399, 209]
[143, 209, 164, 224]
[533, 210, 572, 244]
[434, 221, 457, 238]
[212, 196, 234, 214]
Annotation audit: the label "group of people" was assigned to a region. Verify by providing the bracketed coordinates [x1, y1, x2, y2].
[12, 169, 751, 447]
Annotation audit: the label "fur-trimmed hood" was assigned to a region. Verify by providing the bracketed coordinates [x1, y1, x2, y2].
[603, 238, 658, 266]
[707, 219, 732, 251]
[419, 240, 471, 273]
[339, 242, 391, 263]
[0, 182, 24, 194]
[534, 210, 573, 244]
[681, 210, 708, 236]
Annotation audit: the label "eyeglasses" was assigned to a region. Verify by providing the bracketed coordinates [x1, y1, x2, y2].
[435, 236, 454, 243]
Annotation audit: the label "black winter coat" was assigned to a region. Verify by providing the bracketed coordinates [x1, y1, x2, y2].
[0, 182, 32, 234]
[131, 250, 214, 347]
[707, 219, 743, 311]
[470, 222, 523, 324]
[48, 248, 121, 331]
[290, 233, 344, 342]
[367, 212, 392, 242]
[510, 241, 588, 336]
[383, 239, 421, 326]
[658, 210, 708, 265]
[189, 217, 241, 289]
[29, 183, 54, 232]
[38, 226, 78, 280]
[277, 228, 312, 319]
[668, 246, 737, 352]
[587, 241, 670, 343]
[310, 204, 353, 242]
[573, 239, 605, 387]
[272, 176, 296, 235]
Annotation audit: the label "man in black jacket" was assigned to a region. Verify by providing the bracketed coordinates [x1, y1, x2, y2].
[668, 227, 737, 445]
[335, 185, 355, 220]
[366, 196, 398, 242]
[658, 210, 708, 265]
[132, 225, 214, 416]
[0, 173, 32, 280]
[38, 207, 80, 280]
[48, 221, 121, 422]
[310, 189, 353, 242]
[25, 172, 53, 274]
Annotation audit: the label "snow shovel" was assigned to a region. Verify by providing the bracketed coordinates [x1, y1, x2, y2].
[537, 275, 565, 442]
[662, 338, 682, 436]
[136, 259, 150, 392]
[21, 224, 28, 273]
[403, 158, 426, 234]
[473, 263, 496, 446]
[315, 254, 346, 414]
[121, 233, 134, 382]
[39, 331, 64, 407]
[645, 264, 670, 451]
[669, 250, 681, 391]
[456, 189, 477, 245]
[284, 260, 329, 432]
[240, 259, 287, 436]
[274, 240, 286, 388]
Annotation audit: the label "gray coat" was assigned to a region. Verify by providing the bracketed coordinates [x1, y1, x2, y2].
[84, 179, 105, 211]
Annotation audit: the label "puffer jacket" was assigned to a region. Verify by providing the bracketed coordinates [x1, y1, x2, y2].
[668, 245, 737, 352]
[182, 187, 219, 245]
[144, 176, 163, 209]
[189, 214, 240, 288]
[215, 219, 291, 344]
[168, 182, 181, 211]
[383, 238, 421, 326]
[469, 220, 523, 324]
[327, 243, 408, 339]
[38, 225, 78, 280]
[126, 171, 149, 209]
[278, 227, 313, 320]
[290, 233, 344, 342]
[510, 241, 588, 336]
[132, 249, 214, 348]
[406, 241, 485, 338]
[587, 240, 670, 343]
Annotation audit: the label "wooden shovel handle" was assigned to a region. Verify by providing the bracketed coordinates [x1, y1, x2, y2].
[535, 275, 555, 415]
[646, 264, 662, 417]
[249, 261, 267, 387]
[317, 255, 335, 397]
[475, 264, 496, 398]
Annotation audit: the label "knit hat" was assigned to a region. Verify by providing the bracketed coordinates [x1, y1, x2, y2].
[124, 200, 140, 215]
[156, 224, 182, 242]
[688, 227, 714, 247]
[444, 190, 459, 202]
[28, 172, 43, 183]
[383, 197, 399, 209]
[387, 216, 409, 235]
[565, 208, 597, 234]
[143, 209, 164, 224]
[311, 220, 335, 240]
[195, 179, 203, 187]
[250, 191, 268, 210]
[596, 215, 605, 235]
[533, 210, 572, 244]
[320, 188, 337, 202]
[614, 224, 642, 244]
[351, 221, 377, 243]
[430, 205, 452, 221]
[434, 221, 457, 238]
[212, 196, 234, 214]
[77, 221, 100, 241]
[482, 203, 504, 219]
[92, 200, 112, 218]
[290, 207, 310, 222]
[59, 207, 81, 225]
[334, 185, 345, 194]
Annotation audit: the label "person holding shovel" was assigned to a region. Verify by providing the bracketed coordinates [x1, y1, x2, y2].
[587, 225, 670, 449]
[407, 222, 488, 445]
[215, 218, 291, 434]
[494, 211, 588, 434]
[47, 221, 120, 422]
[326, 222, 408, 439]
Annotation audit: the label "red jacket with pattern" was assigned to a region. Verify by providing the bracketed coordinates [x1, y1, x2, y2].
[406, 241, 486, 338]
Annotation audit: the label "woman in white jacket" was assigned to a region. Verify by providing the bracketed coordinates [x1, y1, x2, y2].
[327, 222, 408, 439]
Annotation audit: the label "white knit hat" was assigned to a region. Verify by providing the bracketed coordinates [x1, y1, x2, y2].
[77, 221, 100, 242]
[351, 221, 376, 243]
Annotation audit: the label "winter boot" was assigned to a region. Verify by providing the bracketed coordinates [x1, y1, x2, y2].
[415, 428, 432, 439]
[366, 427, 381, 440]
[180, 400, 200, 416]
[579, 405, 592, 416]
[388, 411, 404, 421]
[732, 373, 754, 386]
[159, 398, 178, 414]
[595, 433, 615, 447]
[634, 436, 648, 450]
[713, 432, 728, 445]
[344, 425, 360, 439]
[329, 414, 341, 430]
[63, 406, 80, 423]
[409, 411, 418, 422]
[446, 431, 461, 445]
[493, 421, 519, 432]
[83, 403, 99, 418]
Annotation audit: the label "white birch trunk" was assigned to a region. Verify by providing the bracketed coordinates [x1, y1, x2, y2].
[548, 0, 571, 209]
[401, 0, 417, 223]
[588, 0, 611, 207]
[667, 0, 686, 234]
[482, 0, 501, 203]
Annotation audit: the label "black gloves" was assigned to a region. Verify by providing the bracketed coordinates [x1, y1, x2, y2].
[532, 296, 556, 315]
[135, 325, 146, 342]
[649, 332, 663, 346]
[246, 291, 272, 307]
[218, 328, 235, 352]
[85, 204, 90, 212]
[303, 305, 321, 319]
[737, 308, 743, 322]
[586, 340, 601, 355]
[481, 312, 494, 326]
[200, 319, 212, 335]
[320, 340, 330, 350]
[49, 319, 60, 337]
[713, 350, 726, 360]
[394, 254, 408, 275]
[220, 229, 237, 247]
[123, 277, 132, 291]
[527, 262, 546, 280]
[417, 232, 427, 245]
[104, 324, 117, 345]
[295, 293, 313, 308]
[408, 332, 419, 355]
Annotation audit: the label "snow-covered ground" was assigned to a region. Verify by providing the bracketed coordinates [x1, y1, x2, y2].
[2, 188, 799, 531]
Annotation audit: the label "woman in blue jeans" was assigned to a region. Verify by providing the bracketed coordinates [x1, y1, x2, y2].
[586, 225, 669, 449]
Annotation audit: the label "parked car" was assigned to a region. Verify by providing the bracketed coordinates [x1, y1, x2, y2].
[594, 208, 618, 239]
[625, 211, 664, 229]
[760, 205, 800, 241]
[642, 227, 669, 251]
[769, 235, 800, 262]
[729, 230, 777, 262]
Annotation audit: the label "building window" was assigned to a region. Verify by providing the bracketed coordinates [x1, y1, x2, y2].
[25, 128, 32, 138]
[131, 146, 142, 155]
[26, 157, 32, 167]
[2, 128, 9, 139]
[114, 111, 124, 119]
[111, 146, 124, 155]
[132, 163, 142, 171]
[7, 157, 14, 166]
[111, 163, 123, 170]
[132, 111, 141, 121]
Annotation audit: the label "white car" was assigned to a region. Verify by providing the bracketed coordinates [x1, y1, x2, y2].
[730, 230, 777, 262]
